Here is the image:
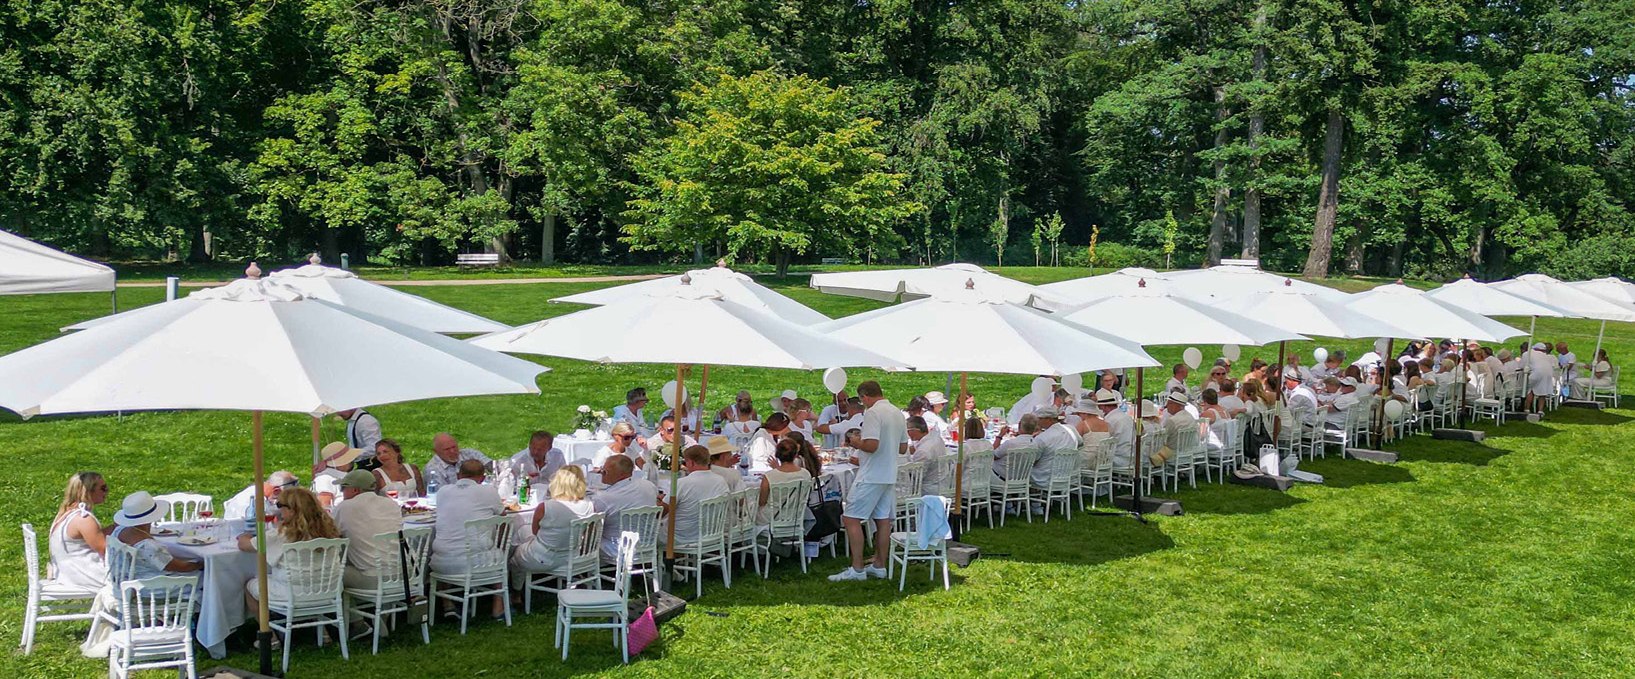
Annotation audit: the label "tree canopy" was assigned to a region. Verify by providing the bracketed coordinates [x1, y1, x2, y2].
[1, 0, 1630, 279]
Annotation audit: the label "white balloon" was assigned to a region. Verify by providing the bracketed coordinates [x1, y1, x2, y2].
[1221, 344, 1241, 361]
[660, 380, 687, 408]
[1062, 373, 1084, 395]
[1182, 347, 1203, 370]
[1375, 337, 1391, 355]
[1031, 376, 1054, 400]
[1313, 347, 1329, 364]
[1383, 399, 1405, 422]
[822, 367, 848, 394]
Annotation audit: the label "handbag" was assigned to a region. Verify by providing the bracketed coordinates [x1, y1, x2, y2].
[627, 569, 659, 656]
[398, 530, 428, 627]
[805, 476, 844, 541]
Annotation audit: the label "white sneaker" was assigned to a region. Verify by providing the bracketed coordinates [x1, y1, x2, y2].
[864, 565, 889, 579]
[827, 567, 867, 582]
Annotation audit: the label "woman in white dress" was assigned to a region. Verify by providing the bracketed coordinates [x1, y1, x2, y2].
[371, 438, 423, 499]
[509, 468, 598, 587]
[757, 440, 811, 524]
[718, 390, 761, 448]
[239, 488, 339, 610]
[82, 491, 202, 658]
[786, 398, 816, 443]
[49, 471, 111, 592]
[1571, 350, 1614, 399]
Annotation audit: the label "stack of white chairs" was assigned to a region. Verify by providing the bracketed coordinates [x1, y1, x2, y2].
[523, 513, 605, 614]
[672, 495, 730, 599]
[345, 526, 433, 654]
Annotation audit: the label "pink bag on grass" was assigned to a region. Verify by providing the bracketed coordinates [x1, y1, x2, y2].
[628, 606, 659, 656]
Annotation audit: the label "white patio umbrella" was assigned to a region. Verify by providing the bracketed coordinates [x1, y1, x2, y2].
[552, 264, 830, 326]
[815, 280, 1158, 525]
[471, 280, 908, 553]
[1490, 274, 1635, 379]
[1426, 275, 1574, 319]
[1038, 267, 1176, 302]
[0, 266, 547, 675]
[809, 262, 1066, 309]
[1570, 277, 1635, 306]
[1164, 264, 1351, 302]
[1214, 279, 1416, 340]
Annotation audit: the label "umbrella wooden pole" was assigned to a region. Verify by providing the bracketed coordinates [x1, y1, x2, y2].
[1376, 338, 1395, 443]
[950, 372, 968, 538]
[1591, 319, 1606, 398]
[251, 410, 273, 676]
[311, 416, 322, 465]
[697, 365, 710, 435]
[665, 363, 685, 559]
[1132, 367, 1145, 508]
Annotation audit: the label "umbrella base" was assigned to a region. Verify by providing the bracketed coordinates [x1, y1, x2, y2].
[1112, 495, 1183, 516]
[1344, 448, 1400, 463]
[631, 589, 688, 624]
[1562, 399, 1603, 410]
[948, 541, 981, 567]
[1227, 474, 1295, 492]
[202, 667, 276, 679]
[1430, 428, 1486, 442]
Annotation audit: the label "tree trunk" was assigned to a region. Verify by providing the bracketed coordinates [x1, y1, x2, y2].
[321, 227, 340, 265]
[186, 222, 211, 263]
[1208, 85, 1230, 266]
[1241, 2, 1267, 260]
[775, 246, 790, 277]
[1303, 107, 1344, 278]
[539, 211, 557, 264]
[1344, 227, 1364, 273]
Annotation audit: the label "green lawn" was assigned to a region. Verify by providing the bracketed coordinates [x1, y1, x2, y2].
[2, 270, 1632, 677]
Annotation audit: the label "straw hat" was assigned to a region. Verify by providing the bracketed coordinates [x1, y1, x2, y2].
[925, 391, 949, 405]
[320, 441, 363, 468]
[705, 436, 737, 457]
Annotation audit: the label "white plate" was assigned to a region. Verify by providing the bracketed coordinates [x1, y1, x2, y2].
[178, 535, 218, 546]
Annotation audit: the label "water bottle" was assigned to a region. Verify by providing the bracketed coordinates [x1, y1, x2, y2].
[426, 475, 440, 497]
[518, 475, 530, 505]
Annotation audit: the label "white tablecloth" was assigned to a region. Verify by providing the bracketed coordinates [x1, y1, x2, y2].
[559, 436, 613, 466]
[154, 524, 255, 659]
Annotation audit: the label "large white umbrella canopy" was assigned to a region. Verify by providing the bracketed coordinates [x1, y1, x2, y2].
[552, 265, 829, 325]
[809, 262, 1065, 309]
[471, 283, 906, 371]
[1568, 277, 1635, 307]
[1490, 274, 1635, 322]
[0, 229, 116, 295]
[1038, 267, 1176, 302]
[1164, 264, 1350, 303]
[1055, 279, 1308, 346]
[65, 257, 512, 335]
[0, 276, 548, 418]
[815, 284, 1158, 375]
[1424, 275, 1574, 318]
[1343, 283, 1526, 342]
[1214, 281, 1418, 339]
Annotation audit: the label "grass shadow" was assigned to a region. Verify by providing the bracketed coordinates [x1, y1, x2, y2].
[1304, 457, 1418, 488]
[1393, 440, 1512, 466]
[1169, 482, 1310, 516]
[959, 509, 1178, 568]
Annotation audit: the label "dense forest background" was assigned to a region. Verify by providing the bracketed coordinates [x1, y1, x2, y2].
[2, 0, 1632, 279]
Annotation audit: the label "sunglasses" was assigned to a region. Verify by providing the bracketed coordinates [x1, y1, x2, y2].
[275, 503, 292, 510]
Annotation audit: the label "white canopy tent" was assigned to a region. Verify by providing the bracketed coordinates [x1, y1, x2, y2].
[1345, 283, 1527, 344]
[552, 264, 829, 325]
[1569, 277, 1635, 306]
[0, 229, 116, 304]
[1491, 274, 1635, 373]
[1214, 280, 1416, 340]
[1037, 267, 1176, 302]
[0, 268, 547, 674]
[809, 262, 1066, 309]
[1425, 275, 1574, 319]
[1164, 265, 1350, 303]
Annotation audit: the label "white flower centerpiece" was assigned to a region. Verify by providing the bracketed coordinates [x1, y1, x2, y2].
[572, 405, 610, 440]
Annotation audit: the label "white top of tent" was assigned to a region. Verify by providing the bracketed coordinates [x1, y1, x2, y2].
[1423, 276, 1571, 318]
[0, 229, 116, 295]
[552, 265, 829, 325]
[808, 262, 1066, 309]
[1037, 267, 1175, 302]
[1163, 265, 1350, 302]
[1213, 281, 1415, 339]
[1568, 277, 1635, 307]
[1343, 283, 1526, 342]
[1054, 278, 1308, 346]
[1491, 274, 1635, 322]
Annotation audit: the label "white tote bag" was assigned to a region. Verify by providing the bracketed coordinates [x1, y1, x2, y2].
[1258, 444, 1281, 477]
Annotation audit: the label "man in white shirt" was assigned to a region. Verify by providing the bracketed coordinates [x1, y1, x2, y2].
[1157, 392, 1196, 464]
[1095, 390, 1137, 468]
[922, 391, 951, 442]
[1007, 378, 1053, 425]
[509, 430, 565, 490]
[423, 433, 492, 491]
[993, 414, 1038, 480]
[646, 415, 697, 470]
[1217, 378, 1246, 415]
[611, 388, 649, 431]
[705, 436, 744, 491]
[1525, 342, 1558, 412]
[666, 445, 729, 546]
[743, 413, 789, 472]
[1029, 408, 1080, 492]
[1320, 377, 1360, 432]
[904, 416, 948, 496]
[335, 408, 384, 468]
[332, 470, 404, 591]
[1555, 341, 1578, 393]
[816, 397, 863, 448]
[1284, 369, 1320, 428]
[224, 470, 298, 520]
[429, 460, 504, 618]
[1163, 364, 1189, 397]
[771, 389, 798, 415]
[829, 380, 904, 582]
[591, 454, 659, 562]
[816, 391, 850, 447]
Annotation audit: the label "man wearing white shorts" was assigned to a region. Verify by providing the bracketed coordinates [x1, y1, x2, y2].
[829, 380, 906, 582]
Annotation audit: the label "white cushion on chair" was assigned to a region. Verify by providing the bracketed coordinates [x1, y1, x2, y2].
[39, 580, 99, 600]
[557, 589, 624, 609]
[888, 532, 943, 551]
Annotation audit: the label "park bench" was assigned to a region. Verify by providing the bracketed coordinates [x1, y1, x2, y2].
[456, 253, 501, 267]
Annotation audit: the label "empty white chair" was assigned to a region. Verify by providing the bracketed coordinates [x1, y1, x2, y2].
[19, 523, 100, 655]
[991, 446, 1037, 526]
[268, 537, 350, 673]
[957, 451, 995, 529]
[892, 461, 927, 531]
[725, 488, 764, 578]
[524, 513, 605, 614]
[758, 478, 814, 573]
[108, 575, 200, 679]
[613, 505, 663, 597]
[344, 525, 433, 654]
[430, 516, 512, 635]
[887, 496, 951, 592]
[672, 496, 730, 599]
[557, 532, 639, 663]
[153, 493, 213, 524]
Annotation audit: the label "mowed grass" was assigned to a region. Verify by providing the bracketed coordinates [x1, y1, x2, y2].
[2, 270, 1634, 677]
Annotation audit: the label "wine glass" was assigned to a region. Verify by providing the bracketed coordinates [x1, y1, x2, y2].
[386, 489, 400, 501]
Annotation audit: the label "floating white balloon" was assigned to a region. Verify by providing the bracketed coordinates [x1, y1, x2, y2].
[1313, 347, 1329, 364]
[1221, 344, 1241, 361]
[1182, 347, 1203, 370]
[1383, 399, 1405, 421]
[822, 367, 848, 394]
[661, 380, 687, 408]
[1031, 376, 1054, 400]
[1062, 373, 1083, 395]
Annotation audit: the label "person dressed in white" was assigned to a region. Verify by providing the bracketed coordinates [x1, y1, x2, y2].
[331, 470, 404, 591]
[758, 440, 813, 524]
[704, 436, 745, 492]
[829, 380, 904, 582]
[1164, 364, 1189, 397]
[82, 492, 201, 658]
[592, 422, 647, 472]
[223, 470, 298, 521]
[922, 391, 952, 442]
[590, 454, 659, 563]
[786, 398, 817, 443]
[992, 414, 1039, 481]
[1029, 408, 1081, 501]
[509, 467, 598, 588]
[1153, 393, 1196, 467]
[1319, 377, 1360, 432]
[644, 415, 696, 473]
[658, 398, 702, 438]
[1007, 378, 1053, 425]
[743, 413, 790, 472]
[815, 397, 863, 448]
[718, 391, 762, 448]
[509, 430, 565, 492]
[771, 389, 798, 415]
[1093, 390, 1136, 469]
[1524, 343, 1557, 412]
[1283, 369, 1320, 429]
[816, 390, 850, 448]
[1571, 349, 1614, 400]
[611, 387, 650, 431]
[666, 445, 730, 546]
[427, 460, 505, 618]
[371, 438, 424, 499]
[48, 472, 111, 593]
[423, 433, 492, 492]
[335, 408, 384, 467]
[1556, 342, 1579, 395]
[310, 441, 362, 508]
[1216, 378, 1246, 415]
[904, 416, 948, 496]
